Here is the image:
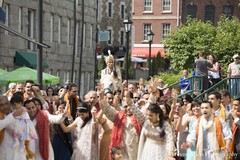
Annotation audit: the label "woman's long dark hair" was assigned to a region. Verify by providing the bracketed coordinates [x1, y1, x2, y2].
[78, 102, 92, 128]
[147, 103, 166, 138]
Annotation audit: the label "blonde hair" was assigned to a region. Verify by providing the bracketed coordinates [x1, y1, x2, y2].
[105, 49, 115, 63]
[105, 54, 114, 64]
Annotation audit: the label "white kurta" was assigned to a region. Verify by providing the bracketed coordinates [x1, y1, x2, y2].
[0, 114, 27, 160]
[29, 111, 65, 160]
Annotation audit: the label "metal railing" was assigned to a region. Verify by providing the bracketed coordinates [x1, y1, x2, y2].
[162, 76, 203, 99]
[194, 77, 240, 101]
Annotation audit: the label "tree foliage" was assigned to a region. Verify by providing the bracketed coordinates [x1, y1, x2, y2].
[164, 18, 215, 71]
[164, 16, 240, 73]
[98, 53, 105, 76]
[122, 52, 134, 78]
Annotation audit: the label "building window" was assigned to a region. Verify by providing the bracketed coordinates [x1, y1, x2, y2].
[108, 2, 112, 17]
[83, 23, 86, 47]
[73, 70, 76, 83]
[163, 0, 171, 12]
[48, 69, 52, 75]
[67, 18, 71, 45]
[121, 4, 125, 19]
[3, 4, 9, 35]
[143, 24, 151, 41]
[75, 21, 79, 56]
[120, 30, 124, 45]
[205, 5, 215, 24]
[144, 0, 152, 11]
[162, 23, 171, 38]
[97, 0, 101, 21]
[58, 16, 62, 43]
[108, 29, 112, 44]
[64, 70, 70, 83]
[50, 13, 54, 42]
[187, 4, 197, 18]
[18, 7, 22, 33]
[223, 5, 234, 19]
[90, 24, 93, 48]
[80, 72, 85, 98]
[56, 70, 60, 77]
[87, 72, 91, 91]
[27, 10, 36, 50]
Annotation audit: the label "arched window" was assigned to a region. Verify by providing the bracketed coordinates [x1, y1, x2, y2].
[187, 4, 197, 18]
[205, 5, 215, 24]
[223, 5, 234, 19]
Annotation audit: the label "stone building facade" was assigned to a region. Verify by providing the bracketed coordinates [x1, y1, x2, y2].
[0, 0, 97, 96]
[97, 0, 132, 57]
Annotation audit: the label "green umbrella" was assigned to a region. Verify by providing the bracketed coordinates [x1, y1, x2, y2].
[0, 67, 60, 85]
[0, 68, 8, 76]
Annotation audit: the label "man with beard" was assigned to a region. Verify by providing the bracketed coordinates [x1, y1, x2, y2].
[24, 98, 67, 160]
[182, 101, 232, 160]
[99, 89, 145, 160]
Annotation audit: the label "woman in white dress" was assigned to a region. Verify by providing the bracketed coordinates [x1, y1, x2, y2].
[60, 102, 99, 160]
[138, 103, 175, 160]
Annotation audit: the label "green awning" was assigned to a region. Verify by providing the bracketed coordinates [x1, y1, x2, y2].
[15, 51, 49, 68]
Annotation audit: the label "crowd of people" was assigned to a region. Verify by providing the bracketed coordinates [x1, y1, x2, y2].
[0, 51, 240, 160]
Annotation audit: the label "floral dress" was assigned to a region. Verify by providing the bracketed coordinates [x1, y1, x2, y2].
[7, 108, 38, 150]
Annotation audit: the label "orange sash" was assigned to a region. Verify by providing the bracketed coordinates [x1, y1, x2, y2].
[229, 119, 238, 160]
[196, 116, 225, 149]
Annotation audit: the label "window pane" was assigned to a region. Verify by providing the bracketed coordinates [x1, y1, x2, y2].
[187, 5, 197, 18]
[163, 0, 171, 11]
[144, 0, 152, 11]
[162, 24, 171, 38]
[204, 5, 215, 24]
[108, 2, 112, 17]
[143, 24, 151, 40]
[121, 5, 124, 19]
[223, 5, 234, 19]
[108, 30, 112, 44]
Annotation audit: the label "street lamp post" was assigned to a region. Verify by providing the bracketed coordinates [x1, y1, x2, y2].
[147, 30, 154, 78]
[123, 17, 133, 85]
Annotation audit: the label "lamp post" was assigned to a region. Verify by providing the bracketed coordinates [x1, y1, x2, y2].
[123, 17, 133, 85]
[147, 30, 154, 78]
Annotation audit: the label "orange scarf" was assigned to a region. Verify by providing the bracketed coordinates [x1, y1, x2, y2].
[196, 116, 225, 149]
[35, 109, 49, 160]
[219, 104, 226, 120]
[0, 112, 4, 144]
[229, 118, 238, 160]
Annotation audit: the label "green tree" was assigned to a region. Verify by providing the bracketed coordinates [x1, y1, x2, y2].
[164, 16, 240, 74]
[212, 16, 240, 69]
[122, 52, 133, 79]
[98, 53, 105, 77]
[164, 18, 215, 71]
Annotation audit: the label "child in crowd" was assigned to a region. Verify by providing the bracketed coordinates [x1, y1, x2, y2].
[111, 146, 123, 160]
[7, 92, 37, 150]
